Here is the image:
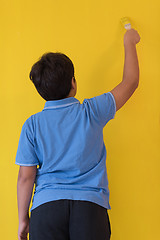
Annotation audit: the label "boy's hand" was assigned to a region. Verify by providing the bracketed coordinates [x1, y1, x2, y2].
[18, 216, 29, 240]
[124, 28, 141, 46]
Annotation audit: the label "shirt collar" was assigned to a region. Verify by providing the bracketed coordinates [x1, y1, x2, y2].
[43, 97, 80, 110]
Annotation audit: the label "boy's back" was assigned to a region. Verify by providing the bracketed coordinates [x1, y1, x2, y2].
[16, 92, 116, 211]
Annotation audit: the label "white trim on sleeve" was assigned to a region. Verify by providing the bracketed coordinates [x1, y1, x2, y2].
[108, 92, 116, 117]
[15, 162, 39, 166]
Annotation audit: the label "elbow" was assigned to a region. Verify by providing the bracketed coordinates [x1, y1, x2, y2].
[135, 71, 140, 88]
[17, 174, 36, 187]
[18, 173, 29, 184]
[128, 78, 139, 95]
[17, 166, 37, 183]
[135, 79, 139, 88]
[132, 77, 139, 89]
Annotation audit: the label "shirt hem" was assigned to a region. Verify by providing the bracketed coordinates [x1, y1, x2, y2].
[30, 188, 111, 212]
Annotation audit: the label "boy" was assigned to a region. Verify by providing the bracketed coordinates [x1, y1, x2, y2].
[16, 28, 140, 240]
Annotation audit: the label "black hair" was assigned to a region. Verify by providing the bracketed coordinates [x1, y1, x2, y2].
[29, 52, 75, 101]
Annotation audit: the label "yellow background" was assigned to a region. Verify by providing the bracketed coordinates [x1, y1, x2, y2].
[0, 0, 160, 239]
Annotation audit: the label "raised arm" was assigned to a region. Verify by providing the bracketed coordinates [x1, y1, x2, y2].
[110, 28, 141, 111]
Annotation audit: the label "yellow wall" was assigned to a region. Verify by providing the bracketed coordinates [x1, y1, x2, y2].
[0, 0, 159, 239]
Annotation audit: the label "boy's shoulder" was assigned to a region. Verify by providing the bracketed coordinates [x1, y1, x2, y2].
[22, 111, 42, 128]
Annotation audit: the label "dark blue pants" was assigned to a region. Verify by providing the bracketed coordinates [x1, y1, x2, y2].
[29, 199, 111, 240]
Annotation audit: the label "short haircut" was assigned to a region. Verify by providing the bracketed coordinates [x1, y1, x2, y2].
[29, 52, 75, 101]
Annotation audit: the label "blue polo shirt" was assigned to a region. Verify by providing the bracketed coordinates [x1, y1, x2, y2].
[15, 92, 116, 211]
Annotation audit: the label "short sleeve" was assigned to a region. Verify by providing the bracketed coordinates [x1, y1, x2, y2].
[15, 116, 39, 166]
[83, 92, 116, 127]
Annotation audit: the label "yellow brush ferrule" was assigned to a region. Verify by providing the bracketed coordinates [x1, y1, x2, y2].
[121, 17, 131, 30]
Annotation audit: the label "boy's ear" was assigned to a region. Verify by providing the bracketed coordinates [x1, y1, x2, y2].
[72, 77, 76, 88]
